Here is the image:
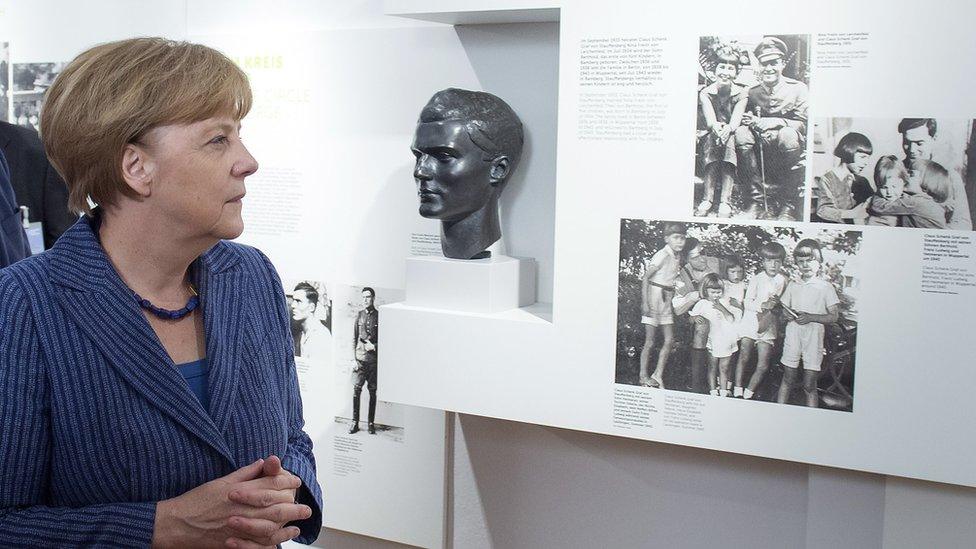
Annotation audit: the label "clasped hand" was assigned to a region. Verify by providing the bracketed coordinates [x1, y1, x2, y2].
[153, 455, 310, 549]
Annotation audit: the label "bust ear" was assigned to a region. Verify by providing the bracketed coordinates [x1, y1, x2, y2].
[488, 156, 510, 187]
[120, 142, 154, 198]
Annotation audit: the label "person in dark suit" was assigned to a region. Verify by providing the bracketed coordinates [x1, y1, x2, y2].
[350, 287, 379, 434]
[0, 38, 321, 548]
[734, 37, 809, 221]
[0, 120, 77, 249]
[0, 149, 31, 267]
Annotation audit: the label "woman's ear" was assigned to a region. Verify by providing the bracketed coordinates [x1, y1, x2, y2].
[120, 142, 154, 198]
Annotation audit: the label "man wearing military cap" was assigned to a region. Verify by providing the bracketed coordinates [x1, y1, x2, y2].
[734, 36, 808, 221]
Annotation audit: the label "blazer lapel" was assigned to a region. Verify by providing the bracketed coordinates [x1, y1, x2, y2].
[50, 217, 236, 466]
[195, 244, 247, 438]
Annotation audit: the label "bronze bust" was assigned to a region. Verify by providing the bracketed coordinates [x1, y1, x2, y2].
[411, 88, 524, 259]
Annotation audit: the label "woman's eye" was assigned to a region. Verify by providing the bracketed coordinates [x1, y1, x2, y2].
[209, 135, 229, 145]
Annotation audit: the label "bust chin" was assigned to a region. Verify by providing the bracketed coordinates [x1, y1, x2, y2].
[431, 195, 501, 260]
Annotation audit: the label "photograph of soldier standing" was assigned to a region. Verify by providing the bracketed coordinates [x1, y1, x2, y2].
[734, 36, 809, 221]
[350, 287, 379, 434]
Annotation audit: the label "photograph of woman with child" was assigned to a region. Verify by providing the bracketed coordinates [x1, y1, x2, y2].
[694, 34, 810, 221]
[615, 219, 861, 411]
[811, 117, 975, 230]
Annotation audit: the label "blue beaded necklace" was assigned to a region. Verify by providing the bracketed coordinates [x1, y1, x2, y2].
[135, 283, 200, 321]
[90, 212, 200, 321]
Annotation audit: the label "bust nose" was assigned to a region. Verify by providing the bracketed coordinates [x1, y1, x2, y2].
[414, 155, 433, 180]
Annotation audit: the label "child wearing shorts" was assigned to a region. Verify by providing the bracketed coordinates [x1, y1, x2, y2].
[777, 239, 840, 408]
[738, 242, 788, 399]
[639, 222, 687, 388]
[690, 273, 742, 397]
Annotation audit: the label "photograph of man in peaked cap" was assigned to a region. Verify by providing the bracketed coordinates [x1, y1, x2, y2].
[695, 35, 811, 221]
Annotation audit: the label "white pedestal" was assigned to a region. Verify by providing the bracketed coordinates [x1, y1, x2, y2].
[404, 255, 536, 313]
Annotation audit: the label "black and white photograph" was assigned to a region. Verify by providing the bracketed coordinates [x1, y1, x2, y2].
[694, 34, 810, 221]
[333, 284, 405, 442]
[615, 219, 860, 411]
[811, 117, 976, 231]
[11, 61, 66, 132]
[0, 43, 9, 122]
[285, 279, 333, 361]
[283, 278, 332, 392]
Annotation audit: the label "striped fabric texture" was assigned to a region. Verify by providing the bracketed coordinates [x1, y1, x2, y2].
[0, 216, 322, 547]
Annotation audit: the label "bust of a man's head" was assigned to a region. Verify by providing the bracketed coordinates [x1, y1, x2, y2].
[411, 88, 523, 259]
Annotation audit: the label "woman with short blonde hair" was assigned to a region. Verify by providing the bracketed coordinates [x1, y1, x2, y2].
[0, 38, 322, 548]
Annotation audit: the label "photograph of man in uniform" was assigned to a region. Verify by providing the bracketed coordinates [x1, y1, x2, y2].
[695, 35, 810, 221]
[350, 286, 379, 434]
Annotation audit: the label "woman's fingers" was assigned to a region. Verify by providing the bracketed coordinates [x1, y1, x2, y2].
[229, 472, 301, 501]
[237, 502, 312, 524]
[226, 516, 303, 547]
[227, 516, 280, 540]
[224, 458, 265, 483]
[225, 528, 299, 548]
[228, 487, 297, 508]
[261, 455, 283, 477]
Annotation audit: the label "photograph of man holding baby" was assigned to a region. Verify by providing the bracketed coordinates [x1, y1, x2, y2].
[810, 118, 975, 230]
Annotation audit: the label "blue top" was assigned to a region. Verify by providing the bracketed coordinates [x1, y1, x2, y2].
[177, 357, 210, 414]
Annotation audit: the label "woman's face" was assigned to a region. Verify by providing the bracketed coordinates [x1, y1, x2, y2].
[713, 62, 738, 84]
[848, 151, 870, 175]
[140, 116, 258, 241]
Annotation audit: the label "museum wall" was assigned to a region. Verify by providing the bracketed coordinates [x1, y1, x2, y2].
[3, 1, 976, 547]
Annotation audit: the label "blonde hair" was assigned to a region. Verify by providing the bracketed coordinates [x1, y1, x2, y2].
[915, 159, 951, 203]
[873, 155, 908, 189]
[41, 37, 252, 214]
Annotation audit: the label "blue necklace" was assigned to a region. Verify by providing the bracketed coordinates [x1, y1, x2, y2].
[135, 283, 200, 321]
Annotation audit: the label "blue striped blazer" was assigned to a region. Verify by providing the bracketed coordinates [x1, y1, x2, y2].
[0, 215, 322, 547]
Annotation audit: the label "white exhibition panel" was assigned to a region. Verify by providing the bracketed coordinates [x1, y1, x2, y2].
[0, 1, 186, 61]
[191, 28, 470, 548]
[379, 0, 976, 488]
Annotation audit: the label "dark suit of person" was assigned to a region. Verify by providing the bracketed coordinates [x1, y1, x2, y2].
[0, 215, 323, 547]
[352, 306, 379, 430]
[0, 121, 77, 249]
[0, 149, 31, 267]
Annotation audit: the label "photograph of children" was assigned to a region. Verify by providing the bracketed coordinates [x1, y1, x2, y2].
[11, 62, 66, 132]
[694, 35, 810, 222]
[615, 219, 861, 411]
[0, 44, 9, 122]
[810, 117, 975, 231]
[333, 284, 405, 442]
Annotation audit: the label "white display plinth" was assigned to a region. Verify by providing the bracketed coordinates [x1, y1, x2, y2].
[404, 255, 536, 313]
